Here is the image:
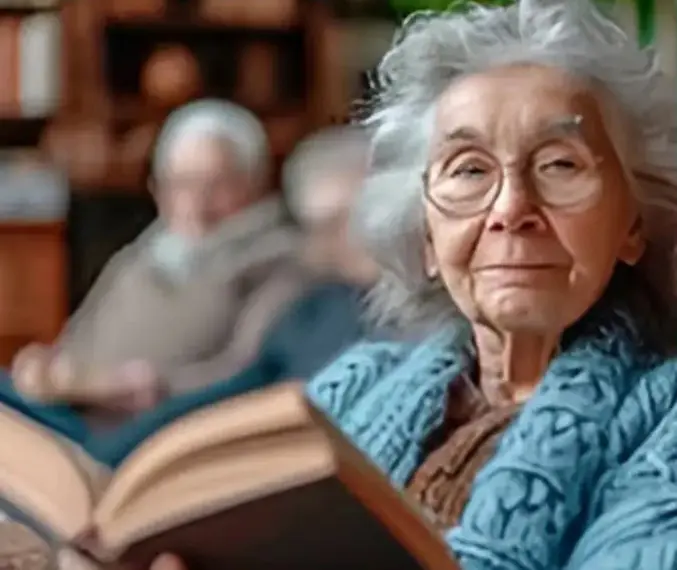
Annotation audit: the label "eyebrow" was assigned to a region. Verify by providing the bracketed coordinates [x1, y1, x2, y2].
[441, 127, 483, 146]
[538, 114, 585, 140]
[440, 114, 586, 147]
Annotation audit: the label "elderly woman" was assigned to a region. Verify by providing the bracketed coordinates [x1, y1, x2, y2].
[10, 99, 302, 413]
[304, 0, 677, 569]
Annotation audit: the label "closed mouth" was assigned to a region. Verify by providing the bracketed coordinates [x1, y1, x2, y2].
[475, 264, 565, 271]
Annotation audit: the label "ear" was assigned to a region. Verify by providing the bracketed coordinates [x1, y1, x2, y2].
[618, 215, 646, 266]
[423, 229, 439, 280]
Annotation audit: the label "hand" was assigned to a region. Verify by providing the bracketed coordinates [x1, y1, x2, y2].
[58, 550, 187, 570]
[92, 359, 165, 413]
[13, 345, 164, 412]
[150, 553, 187, 570]
[11, 343, 56, 400]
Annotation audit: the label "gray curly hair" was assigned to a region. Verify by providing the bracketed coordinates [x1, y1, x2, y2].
[352, 0, 677, 332]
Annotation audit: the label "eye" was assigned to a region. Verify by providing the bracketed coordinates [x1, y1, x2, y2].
[539, 158, 579, 173]
[452, 164, 486, 178]
[450, 162, 490, 179]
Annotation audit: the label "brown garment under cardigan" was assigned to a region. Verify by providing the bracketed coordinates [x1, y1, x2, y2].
[406, 373, 520, 530]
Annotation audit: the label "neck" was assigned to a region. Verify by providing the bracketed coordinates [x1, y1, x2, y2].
[473, 324, 559, 406]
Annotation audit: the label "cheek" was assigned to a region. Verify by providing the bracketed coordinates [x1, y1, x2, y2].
[549, 205, 629, 285]
[427, 209, 484, 267]
[427, 209, 485, 305]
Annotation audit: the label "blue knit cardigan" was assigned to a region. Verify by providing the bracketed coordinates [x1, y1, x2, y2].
[306, 294, 677, 570]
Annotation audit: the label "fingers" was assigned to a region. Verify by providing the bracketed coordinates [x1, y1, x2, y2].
[11, 343, 48, 378]
[89, 360, 163, 413]
[49, 351, 78, 392]
[58, 549, 188, 570]
[57, 548, 102, 570]
[13, 347, 83, 403]
[12, 344, 53, 399]
[12, 348, 164, 412]
[149, 553, 187, 570]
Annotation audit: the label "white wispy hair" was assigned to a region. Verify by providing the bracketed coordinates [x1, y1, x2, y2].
[352, 0, 677, 331]
[153, 98, 269, 184]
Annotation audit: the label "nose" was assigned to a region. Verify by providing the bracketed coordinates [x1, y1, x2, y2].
[485, 170, 546, 233]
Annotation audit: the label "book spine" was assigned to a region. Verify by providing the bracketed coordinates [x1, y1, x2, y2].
[0, 16, 20, 116]
[19, 12, 61, 118]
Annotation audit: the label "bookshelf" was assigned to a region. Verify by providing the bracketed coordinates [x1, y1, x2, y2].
[0, 0, 67, 365]
[0, 1, 62, 140]
[0, 0, 63, 15]
[45, 0, 346, 194]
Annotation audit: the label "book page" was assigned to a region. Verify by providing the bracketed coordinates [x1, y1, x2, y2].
[94, 382, 313, 537]
[0, 403, 105, 541]
[95, 428, 334, 558]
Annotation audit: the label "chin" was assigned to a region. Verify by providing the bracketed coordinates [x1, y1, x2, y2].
[482, 290, 567, 333]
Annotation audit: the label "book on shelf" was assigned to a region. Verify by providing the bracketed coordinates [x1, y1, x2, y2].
[0, 10, 60, 119]
[0, 0, 61, 10]
[0, 381, 459, 570]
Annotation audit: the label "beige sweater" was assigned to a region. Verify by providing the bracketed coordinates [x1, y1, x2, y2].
[58, 199, 306, 394]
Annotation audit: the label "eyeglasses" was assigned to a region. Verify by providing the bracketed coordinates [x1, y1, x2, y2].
[422, 154, 605, 217]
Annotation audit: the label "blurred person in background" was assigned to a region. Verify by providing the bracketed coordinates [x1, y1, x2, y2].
[262, 124, 381, 378]
[9, 99, 302, 418]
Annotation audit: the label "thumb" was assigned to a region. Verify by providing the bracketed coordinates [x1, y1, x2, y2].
[57, 548, 102, 570]
[150, 553, 188, 570]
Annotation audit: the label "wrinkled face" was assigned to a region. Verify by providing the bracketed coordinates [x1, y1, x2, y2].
[155, 135, 257, 240]
[423, 64, 645, 335]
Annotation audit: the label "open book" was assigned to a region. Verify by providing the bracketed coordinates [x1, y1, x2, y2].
[0, 382, 459, 570]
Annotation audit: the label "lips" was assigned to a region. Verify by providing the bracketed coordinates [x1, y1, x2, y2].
[471, 265, 569, 287]
[473, 263, 566, 271]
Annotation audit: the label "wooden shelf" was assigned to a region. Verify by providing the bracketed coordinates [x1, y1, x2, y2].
[0, 0, 63, 14]
[50, 0, 344, 190]
[0, 117, 49, 147]
[0, 220, 65, 233]
[0, 219, 67, 365]
[108, 95, 305, 124]
[105, 13, 303, 33]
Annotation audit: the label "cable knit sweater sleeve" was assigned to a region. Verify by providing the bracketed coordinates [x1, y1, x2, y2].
[448, 346, 677, 570]
[306, 309, 677, 570]
[305, 340, 410, 425]
[562, 358, 677, 570]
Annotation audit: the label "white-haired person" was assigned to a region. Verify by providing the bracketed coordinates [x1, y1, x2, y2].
[9, 99, 303, 417]
[304, 0, 677, 569]
[258, 125, 382, 377]
[283, 125, 378, 290]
